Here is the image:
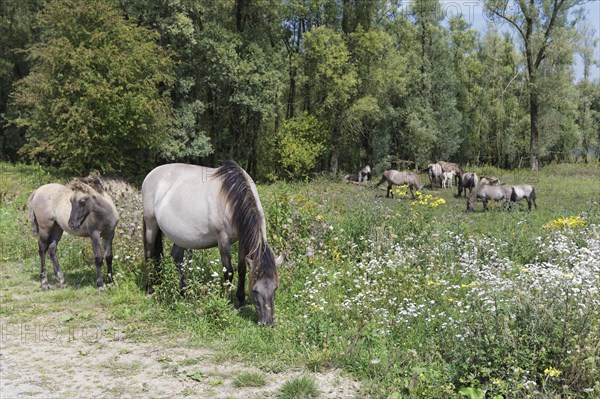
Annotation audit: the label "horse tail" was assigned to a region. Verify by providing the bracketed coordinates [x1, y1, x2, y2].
[531, 186, 537, 209]
[27, 191, 39, 236]
[374, 175, 387, 188]
[142, 218, 163, 261]
[510, 187, 518, 203]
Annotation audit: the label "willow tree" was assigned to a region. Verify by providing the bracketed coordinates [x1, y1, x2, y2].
[485, 0, 586, 170]
[10, 0, 175, 174]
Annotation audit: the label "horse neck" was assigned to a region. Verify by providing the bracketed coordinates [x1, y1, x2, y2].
[91, 193, 117, 219]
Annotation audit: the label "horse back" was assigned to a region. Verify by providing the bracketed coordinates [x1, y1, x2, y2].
[142, 163, 236, 250]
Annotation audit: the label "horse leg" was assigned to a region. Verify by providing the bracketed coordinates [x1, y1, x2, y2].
[387, 183, 393, 198]
[47, 226, 65, 288]
[483, 199, 489, 212]
[170, 244, 187, 293]
[103, 234, 114, 284]
[236, 252, 247, 308]
[217, 235, 234, 299]
[90, 231, 104, 289]
[38, 238, 49, 290]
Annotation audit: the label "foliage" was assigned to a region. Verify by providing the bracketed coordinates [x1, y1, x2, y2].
[274, 113, 327, 178]
[2, 0, 599, 177]
[8, 0, 175, 174]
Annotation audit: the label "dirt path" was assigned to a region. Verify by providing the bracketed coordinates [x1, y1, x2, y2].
[0, 264, 361, 399]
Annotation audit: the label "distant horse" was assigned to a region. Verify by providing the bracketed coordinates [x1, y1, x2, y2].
[421, 163, 443, 188]
[344, 165, 371, 184]
[466, 184, 513, 212]
[441, 171, 455, 188]
[437, 161, 463, 186]
[511, 184, 537, 211]
[142, 161, 282, 326]
[457, 172, 479, 197]
[28, 177, 119, 290]
[480, 176, 500, 186]
[375, 170, 424, 199]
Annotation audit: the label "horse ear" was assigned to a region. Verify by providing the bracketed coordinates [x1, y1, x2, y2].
[275, 254, 284, 267]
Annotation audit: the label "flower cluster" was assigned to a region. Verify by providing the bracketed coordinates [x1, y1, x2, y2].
[297, 223, 599, 393]
[410, 191, 446, 208]
[543, 216, 585, 230]
[393, 185, 411, 198]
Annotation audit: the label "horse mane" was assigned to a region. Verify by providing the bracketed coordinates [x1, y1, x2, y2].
[69, 176, 105, 194]
[213, 161, 277, 280]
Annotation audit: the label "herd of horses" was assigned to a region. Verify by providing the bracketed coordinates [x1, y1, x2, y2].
[368, 161, 537, 213]
[26, 160, 536, 326]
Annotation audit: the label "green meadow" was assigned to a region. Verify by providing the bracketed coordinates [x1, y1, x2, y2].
[1, 162, 598, 398]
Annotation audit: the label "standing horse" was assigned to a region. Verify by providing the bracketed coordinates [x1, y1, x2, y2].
[441, 171, 455, 188]
[466, 184, 513, 212]
[457, 172, 479, 197]
[511, 184, 537, 211]
[421, 163, 443, 188]
[28, 177, 119, 290]
[437, 161, 463, 186]
[142, 161, 282, 326]
[375, 170, 424, 199]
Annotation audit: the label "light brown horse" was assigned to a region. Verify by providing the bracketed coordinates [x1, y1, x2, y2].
[466, 184, 513, 212]
[375, 170, 424, 199]
[28, 177, 119, 290]
[437, 161, 463, 186]
[511, 184, 537, 211]
[458, 172, 479, 197]
[142, 161, 282, 326]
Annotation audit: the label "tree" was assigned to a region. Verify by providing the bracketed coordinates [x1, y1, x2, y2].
[0, 0, 42, 160]
[10, 0, 175, 174]
[302, 26, 357, 175]
[485, 0, 586, 170]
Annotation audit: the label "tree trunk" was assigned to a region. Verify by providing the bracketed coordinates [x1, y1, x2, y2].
[330, 148, 339, 177]
[529, 90, 539, 171]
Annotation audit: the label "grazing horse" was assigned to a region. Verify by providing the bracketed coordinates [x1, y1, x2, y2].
[421, 163, 443, 188]
[142, 161, 282, 326]
[28, 177, 119, 290]
[511, 184, 537, 211]
[466, 184, 513, 212]
[458, 172, 479, 197]
[441, 171, 455, 188]
[375, 170, 424, 199]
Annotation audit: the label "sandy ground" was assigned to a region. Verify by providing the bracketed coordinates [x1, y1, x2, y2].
[0, 281, 361, 399]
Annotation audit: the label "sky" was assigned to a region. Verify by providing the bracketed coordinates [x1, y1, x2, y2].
[419, 0, 600, 81]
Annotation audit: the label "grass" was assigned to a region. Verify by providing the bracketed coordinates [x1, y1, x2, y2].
[1, 161, 599, 398]
[233, 370, 268, 388]
[277, 375, 320, 399]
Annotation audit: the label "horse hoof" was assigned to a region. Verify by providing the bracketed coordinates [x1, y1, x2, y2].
[41, 284, 49, 291]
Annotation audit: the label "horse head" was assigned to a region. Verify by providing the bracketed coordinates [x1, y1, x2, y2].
[247, 250, 283, 327]
[68, 179, 101, 231]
